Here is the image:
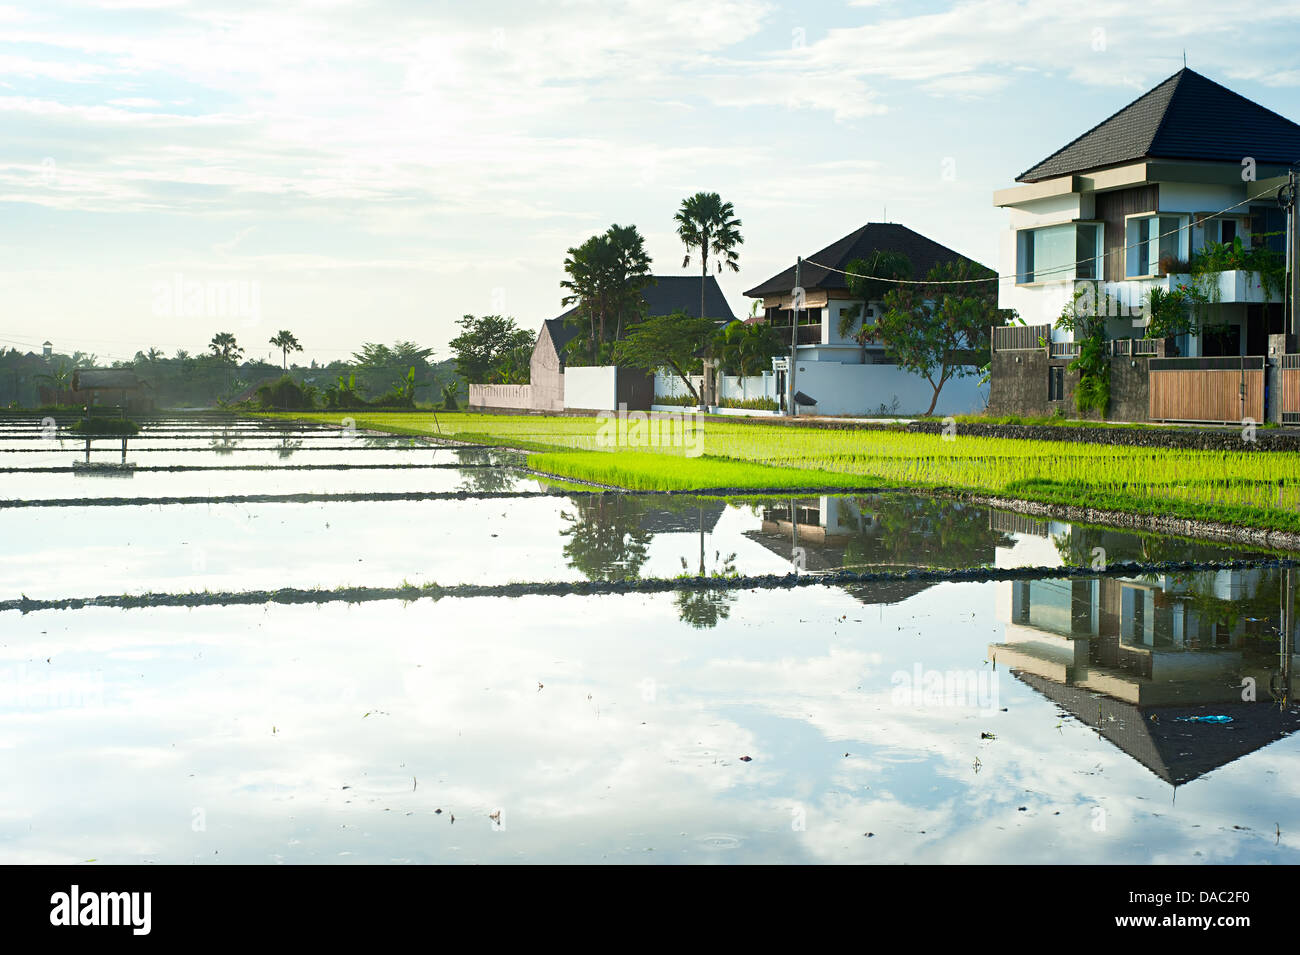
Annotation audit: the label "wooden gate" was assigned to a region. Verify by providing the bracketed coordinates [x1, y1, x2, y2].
[1284, 354, 1300, 425]
[1148, 356, 1265, 424]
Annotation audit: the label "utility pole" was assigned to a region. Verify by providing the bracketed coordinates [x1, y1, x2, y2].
[789, 256, 801, 418]
[1289, 166, 1299, 352]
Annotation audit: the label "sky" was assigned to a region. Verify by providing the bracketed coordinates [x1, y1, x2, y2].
[4, 0, 1300, 367]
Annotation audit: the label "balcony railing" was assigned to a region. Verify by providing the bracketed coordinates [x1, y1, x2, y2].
[992, 323, 1050, 351]
[771, 323, 823, 346]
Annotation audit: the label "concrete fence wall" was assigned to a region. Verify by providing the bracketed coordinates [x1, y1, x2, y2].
[469, 383, 533, 411]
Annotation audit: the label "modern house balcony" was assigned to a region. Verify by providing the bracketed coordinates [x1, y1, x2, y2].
[1099, 270, 1279, 313]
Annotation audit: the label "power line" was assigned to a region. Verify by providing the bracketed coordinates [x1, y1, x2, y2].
[804, 190, 1278, 286]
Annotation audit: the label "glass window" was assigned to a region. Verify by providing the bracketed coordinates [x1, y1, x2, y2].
[1016, 224, 1075, 283]
[1127, 214, 1187, 277]
[1075, 224, 1101, 280]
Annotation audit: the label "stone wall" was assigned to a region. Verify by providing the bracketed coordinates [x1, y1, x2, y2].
[989, 348, 1151, 423]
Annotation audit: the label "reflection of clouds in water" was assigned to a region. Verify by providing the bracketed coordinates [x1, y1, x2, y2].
[0, 586, 1296, 863]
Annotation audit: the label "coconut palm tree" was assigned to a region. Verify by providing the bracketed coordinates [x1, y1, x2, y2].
[269, 330, 303, 371]
[674, 192, 743, 319]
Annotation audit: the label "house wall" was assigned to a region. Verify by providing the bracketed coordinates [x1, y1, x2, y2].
[789, 360, 987, 416]
[563, 365, 618, 411]
[530, 329, 565, 412]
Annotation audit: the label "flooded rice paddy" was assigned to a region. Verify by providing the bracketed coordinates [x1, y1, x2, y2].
[2, 415, 1299, 863]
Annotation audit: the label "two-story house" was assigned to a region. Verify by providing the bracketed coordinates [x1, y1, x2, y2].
[990, 68, 1300, 423]
[743, 222, 990, 416]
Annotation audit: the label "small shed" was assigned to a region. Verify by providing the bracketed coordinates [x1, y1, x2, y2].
[69, 368, 153, 412]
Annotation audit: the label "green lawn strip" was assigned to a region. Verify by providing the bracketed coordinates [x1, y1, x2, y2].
[999, 479, 1300, 535]
[262, 411, 1299, 533]
[526, 451, 896, 492]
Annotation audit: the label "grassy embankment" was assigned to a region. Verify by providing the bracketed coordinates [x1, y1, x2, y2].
[264, 411, 1300, 533]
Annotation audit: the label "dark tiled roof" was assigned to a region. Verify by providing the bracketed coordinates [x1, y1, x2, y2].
[542, 275, 736, 355]
[543, 314, 582, 353]
[1018, 68, 1300, 182]
[743, 222, 983, 298]
[641, 275, 735, 320]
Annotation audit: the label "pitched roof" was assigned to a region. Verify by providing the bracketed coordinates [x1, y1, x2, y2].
[73, 368, 145, 390]
[640, 275, 735, 320]
[1018, 68, 1300, 182]
[542, 275, 737, 355]
[744, 222, 983, 298]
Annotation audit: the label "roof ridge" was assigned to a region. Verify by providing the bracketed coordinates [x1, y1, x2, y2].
[1015, 68, 1184, 182]
[1143, 67, 1191, 158]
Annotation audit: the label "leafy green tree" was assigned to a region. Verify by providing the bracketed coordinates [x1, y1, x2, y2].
[877, 260, 1009, 416]
[448, 314, 534, 384]
[269, 330, 303, 370]
[675, 192, 743, 319]
[560, 224, 653, 359]
[612, 310, 716, 404]
[839, 251, 913, 344]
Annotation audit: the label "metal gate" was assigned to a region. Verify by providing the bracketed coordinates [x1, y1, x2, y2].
[1284, 354, 1300, 425]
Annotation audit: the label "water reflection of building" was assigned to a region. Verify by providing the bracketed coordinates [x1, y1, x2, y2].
[991, 568, 1300, 785]
[745, 495, 1008, 604]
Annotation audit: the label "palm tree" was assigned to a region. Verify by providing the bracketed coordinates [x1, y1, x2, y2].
[269, 330, 303, 371]
[675, 192, 743, 319]
[209, 332, 243, 364]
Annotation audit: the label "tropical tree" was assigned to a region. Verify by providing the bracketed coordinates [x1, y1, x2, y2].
[839, 251, 913, 346]
[612, 310, 716, 404]
[560, 224, 654, 360]
[876, 259, 1010, 416]
[208, 332, 243, 364]
[269, 330, 303, 370]
[674, 191, 743, 319]
[448, 314, 533, 384]
[351, 341, 435, 397]
[713, 320, 782, 398]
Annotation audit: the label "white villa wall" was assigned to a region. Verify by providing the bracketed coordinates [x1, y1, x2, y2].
[790, 361, 987, 416]
[564, 365, 618, 410]
[717, 374, 777, 402]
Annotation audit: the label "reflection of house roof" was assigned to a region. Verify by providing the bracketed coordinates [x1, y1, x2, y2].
[637, 501, 726, 535]
[1018, 68, 1300, 182]
[72, 368, 145, 390]
[1015, 670, 1300, 786]
[742, 528, 940, 606]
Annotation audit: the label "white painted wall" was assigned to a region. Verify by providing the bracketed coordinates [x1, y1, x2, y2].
[563, 365, 618, 410]
[717, 374, 777, 402]
[790, 361, 987, 416]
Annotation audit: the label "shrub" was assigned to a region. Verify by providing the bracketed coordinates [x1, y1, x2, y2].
[653, 393, 698, 407]
[256, 375, 316, 410]
[69, 417, 140, 435]
[718, 396, 779, 411]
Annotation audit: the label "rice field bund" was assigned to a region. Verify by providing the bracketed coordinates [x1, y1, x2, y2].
[4, 411, 1300, 864]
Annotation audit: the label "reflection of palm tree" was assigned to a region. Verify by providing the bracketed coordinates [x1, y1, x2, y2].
[276, 435, 302, 459]
[675, 506, 738, 629]
[559, 496, 653, 581]
[210, 430, 240, 456]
